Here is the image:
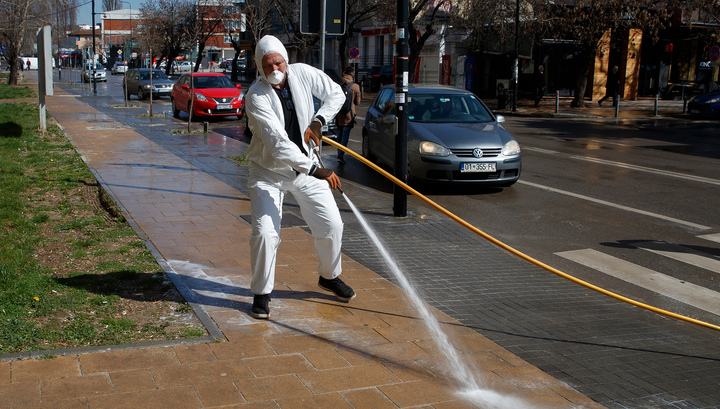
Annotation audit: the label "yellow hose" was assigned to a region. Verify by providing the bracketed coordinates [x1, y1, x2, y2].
[322, 136, 720, 332]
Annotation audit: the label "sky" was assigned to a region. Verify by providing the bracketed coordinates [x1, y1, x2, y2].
[76, 0, 144, 26]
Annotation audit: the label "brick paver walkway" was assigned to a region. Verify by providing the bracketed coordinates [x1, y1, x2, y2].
[0, 74, 605, 408]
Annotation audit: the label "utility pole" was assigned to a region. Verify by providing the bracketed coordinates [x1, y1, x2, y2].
[512, 0, 519, 111]
[393, 0, 408, 217]
[91, 0, 97, 95]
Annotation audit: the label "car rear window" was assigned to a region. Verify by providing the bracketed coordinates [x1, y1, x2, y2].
[193, 75, 235, 89]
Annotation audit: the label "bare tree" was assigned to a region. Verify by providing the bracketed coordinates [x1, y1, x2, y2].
[140, 0, 194, 74]
[336, 0, 390, 72]
[102, 0, 121, 12]
[0, 0, 52, 84]
[532, 0, 679, 107]
[188, 0, 233, 72]
[222, 0, 274, 81]
[52, 0, 78, 64]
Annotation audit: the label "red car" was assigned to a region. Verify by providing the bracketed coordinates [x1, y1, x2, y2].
[171, 73, 244, 119]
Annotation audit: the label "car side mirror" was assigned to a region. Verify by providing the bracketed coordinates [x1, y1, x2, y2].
[496, 114, 506, 123]
[236, 84, 242, 89]
[182, 84, 190, 90]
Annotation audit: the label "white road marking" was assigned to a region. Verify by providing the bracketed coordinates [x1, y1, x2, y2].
[699, 233, 720, 244]
[633, 241, 720, 274]
[524, 146, 720, 187]
[556, 248, 720, 316]
[518, 180, 711, 230]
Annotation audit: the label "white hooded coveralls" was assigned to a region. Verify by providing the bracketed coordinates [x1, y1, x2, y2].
[245, 35, 345, 295]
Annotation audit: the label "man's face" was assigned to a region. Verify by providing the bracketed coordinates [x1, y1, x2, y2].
[261, 52, 286, 85]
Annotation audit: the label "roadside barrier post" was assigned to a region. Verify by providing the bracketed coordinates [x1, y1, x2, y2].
[555, 90, 559, 113]
[654, 93, 659, 116]
[615, 100, 619, 117]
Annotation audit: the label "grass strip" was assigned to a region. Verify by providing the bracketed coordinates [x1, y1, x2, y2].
[0, 90, 207, 354]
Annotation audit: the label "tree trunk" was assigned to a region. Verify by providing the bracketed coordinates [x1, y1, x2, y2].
[230, 52, 239, 82]
[7, 35, 24, 85]
[195, 42, 206, 72]
[571, 51, 596, 108]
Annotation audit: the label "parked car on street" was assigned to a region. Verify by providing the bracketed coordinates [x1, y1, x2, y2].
[175, 61, 194, 72]
[123, 69, 176, 100]
[222, 59, 246, 73]
[82, 62, 107, 83]
[687, 90, 720, 117]
[363, 65, 394, 92]
[362, 84, 521, 186]
[111, 61, 128, 75]
[171, 72, 244, 119]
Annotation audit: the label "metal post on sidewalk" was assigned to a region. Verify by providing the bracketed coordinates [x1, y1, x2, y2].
[682, 84, 687, 114]
[654, 93, 659, 116]
[555, 90, 559, 114]
[615, 100, 619, 118]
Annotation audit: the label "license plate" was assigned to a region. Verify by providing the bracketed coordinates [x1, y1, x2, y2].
[690, 109, 700, 114]
[158, 88, 170, 93]
[460, 162, 496, 172]
[217, 104, 232, 110]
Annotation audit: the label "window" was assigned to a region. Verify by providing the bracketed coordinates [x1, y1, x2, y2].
[407, 93, 493, 123]
[375, 88, 395, 116]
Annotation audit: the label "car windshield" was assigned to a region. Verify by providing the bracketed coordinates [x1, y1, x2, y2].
[193, 75, 234, 89]
[407, 93, 494, 123]
[139, 70, 169, 80]
[85, 63, 104, 70]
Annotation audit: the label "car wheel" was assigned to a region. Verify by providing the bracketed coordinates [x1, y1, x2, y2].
[361, 133, 377, 162]
[241, 112, 252, 136]
[138, 88, 146, 100]
[171, 98, 180, 118]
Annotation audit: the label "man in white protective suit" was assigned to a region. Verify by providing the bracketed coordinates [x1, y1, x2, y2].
[244, 35, 356, 319]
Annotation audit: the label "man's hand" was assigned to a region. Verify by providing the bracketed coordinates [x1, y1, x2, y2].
[304, 120, 322, 146]
[312, 168, 342, 190]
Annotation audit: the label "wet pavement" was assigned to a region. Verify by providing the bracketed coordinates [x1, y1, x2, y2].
[1, 71, 719, 409]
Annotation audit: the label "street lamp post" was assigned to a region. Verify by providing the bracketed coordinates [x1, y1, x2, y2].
[121, 1, 134, 66]
[91, 0, 97, 95]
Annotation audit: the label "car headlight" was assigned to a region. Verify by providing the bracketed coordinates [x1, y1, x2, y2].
[707, 97, 720, 104]
[419, 141, 450, 156]
[502, 140, 521, 156]
[143, 84, 152, 89]
[195, 93, 208, 102]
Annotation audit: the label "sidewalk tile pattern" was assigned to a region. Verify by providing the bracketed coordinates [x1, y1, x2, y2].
[10, 74, 713, 408]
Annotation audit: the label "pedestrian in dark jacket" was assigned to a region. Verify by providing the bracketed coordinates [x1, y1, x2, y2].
[336, 67, 361, 164]
[599, 65, 620, 107]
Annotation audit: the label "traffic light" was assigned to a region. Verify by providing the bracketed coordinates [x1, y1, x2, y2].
[300, 0, 345, 35]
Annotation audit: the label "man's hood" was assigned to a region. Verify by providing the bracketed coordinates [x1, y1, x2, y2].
[254, 35, 289, 83]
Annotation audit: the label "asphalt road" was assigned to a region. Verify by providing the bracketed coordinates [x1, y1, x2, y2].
[79, 74, 720, 408]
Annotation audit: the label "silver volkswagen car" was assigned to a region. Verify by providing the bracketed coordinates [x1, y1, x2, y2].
[362, 84, 521, 187]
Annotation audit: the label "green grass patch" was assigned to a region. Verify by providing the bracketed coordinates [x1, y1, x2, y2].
[0, 101, 207, 354]
[0, 84, 36, 99]
[228, 155, 249, 165]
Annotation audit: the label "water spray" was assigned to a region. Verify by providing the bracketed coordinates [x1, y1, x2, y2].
[319, 136, 720, 334]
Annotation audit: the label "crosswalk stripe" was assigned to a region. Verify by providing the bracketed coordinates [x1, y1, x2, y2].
[698, 233, 720, 244]
[633, 241, 720, 274]
[556, 249, 720, 316]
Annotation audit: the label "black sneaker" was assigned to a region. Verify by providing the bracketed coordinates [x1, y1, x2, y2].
[251, 294, 270, 319]
[318, 276, 356, 301]
[337, 157, 345, 165]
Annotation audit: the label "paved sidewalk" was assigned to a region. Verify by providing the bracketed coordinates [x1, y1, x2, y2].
[0, 75, 606, 408]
